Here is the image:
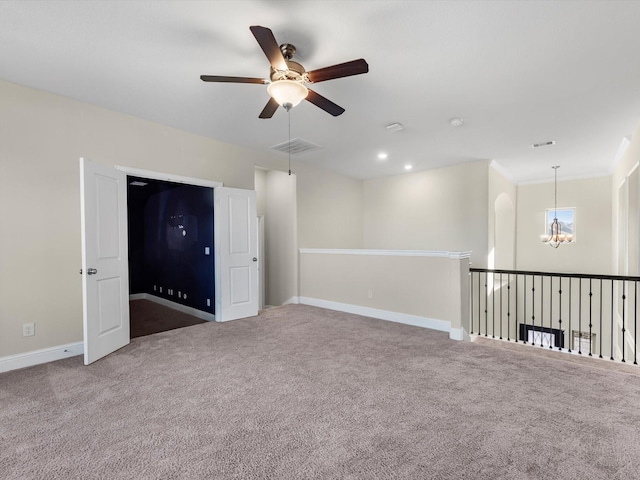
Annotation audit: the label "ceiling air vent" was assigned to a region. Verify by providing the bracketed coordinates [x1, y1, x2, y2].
[270, 138, 322, 156]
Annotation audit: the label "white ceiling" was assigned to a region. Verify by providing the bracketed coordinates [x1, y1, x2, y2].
[1, 0, 639, 183]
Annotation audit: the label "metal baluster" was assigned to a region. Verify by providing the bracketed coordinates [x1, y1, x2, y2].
[549, 276, 553, 349]
[470, 272, 474, 335]
[558, 277, 563, 351]
[523, 275, 527, 344]
[467, 269, 640, 364]
[611, 280, 614, 361]
[492, 272, 495, 338]
[499, 273, 503, 340]
[507, 274, 511, 341]
[568, 278, 572, 353]
[515, 275, 519, 343]
[531, 275, 536, 345]
[635, 281, 638, 366]
[540, 276, 545, 347]
[622, 280, 626, 363]
[477, 272, 481, 335]
[578, 278, 582, 355]
[599, 279, 603, 359]
[484, 272, 488, 337]
[588, 278, 593, 357]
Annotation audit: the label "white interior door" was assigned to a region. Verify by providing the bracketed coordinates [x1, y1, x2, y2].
[80, 158, 130, 364]
[215, 187, 258, 321]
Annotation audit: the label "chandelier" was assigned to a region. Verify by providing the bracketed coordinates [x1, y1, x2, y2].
[540, 166, 574, 248]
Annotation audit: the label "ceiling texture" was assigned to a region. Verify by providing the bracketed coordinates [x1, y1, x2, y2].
[1, 0, 639, 184]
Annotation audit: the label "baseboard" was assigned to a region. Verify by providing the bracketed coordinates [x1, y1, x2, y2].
[449, 327, 470, 341]
[283, 296, 300, 305]
[298, 297, 453, 334]
[130, 294, 217, 322]
[0, 342, 83, 374]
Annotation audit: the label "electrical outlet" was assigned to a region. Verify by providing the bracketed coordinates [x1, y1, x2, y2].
[367, 289, 374, 299]
[23, 323, 35, 337]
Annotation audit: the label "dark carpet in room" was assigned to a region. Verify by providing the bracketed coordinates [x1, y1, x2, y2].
[129, 299, 206, 338]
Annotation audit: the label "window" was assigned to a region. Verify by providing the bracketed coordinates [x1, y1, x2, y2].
[544, 207, 575, 241]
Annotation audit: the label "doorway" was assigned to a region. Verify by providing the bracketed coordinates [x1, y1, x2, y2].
[127, 175, 214, 337]
[81, 160, 259, 364]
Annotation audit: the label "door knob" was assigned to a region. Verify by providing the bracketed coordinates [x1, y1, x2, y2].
[253, 257, 257, 262]
[87, 268, 98, 275]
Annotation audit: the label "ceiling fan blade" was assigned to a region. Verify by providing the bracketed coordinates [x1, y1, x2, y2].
[200, 75, 267, 84]
[306, 59, 369, 83]
[306, 89, 345, 117]
[249, 25, 287, 71]
[259, 97, 280, 119]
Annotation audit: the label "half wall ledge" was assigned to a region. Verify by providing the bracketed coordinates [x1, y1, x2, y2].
[298, 249, 471, 340]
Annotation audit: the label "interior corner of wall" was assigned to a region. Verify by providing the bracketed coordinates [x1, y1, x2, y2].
[449, 327, 470, 342]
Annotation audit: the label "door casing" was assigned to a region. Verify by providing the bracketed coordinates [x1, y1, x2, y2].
[83, 163, 264, 363]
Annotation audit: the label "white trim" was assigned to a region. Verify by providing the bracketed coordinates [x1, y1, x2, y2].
[489, 160, 516, 184]
[116, 166, 223, 189]
[518, 171, 612, 186]
[613, 135, 632, 169]
[299, 249, 472, 259]
[449, 327, 470, 341]
[283, 296, 300, 305]
[298, 296, 457, 334]
[0, 342, 83, 374]
[130, 293, 217, 322]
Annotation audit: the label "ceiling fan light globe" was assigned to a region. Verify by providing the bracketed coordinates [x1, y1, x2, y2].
[267, 80, 308, 108]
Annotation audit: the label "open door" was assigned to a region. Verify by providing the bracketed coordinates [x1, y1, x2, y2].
[80, 158, 130, 364]
[215, 187, 258, 321]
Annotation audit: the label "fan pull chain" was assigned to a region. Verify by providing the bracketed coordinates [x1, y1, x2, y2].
[288, 107, 292, 176]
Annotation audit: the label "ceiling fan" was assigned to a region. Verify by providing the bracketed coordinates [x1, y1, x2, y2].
[200, 25, 369, 118]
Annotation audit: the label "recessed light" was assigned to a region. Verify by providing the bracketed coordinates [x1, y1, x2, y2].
[404, 164, 413, 171]
[377, 152, 388, 160]
[449, 118, 464, 127]
[385, 122, 404, 132]
[532, 140, 556, 148]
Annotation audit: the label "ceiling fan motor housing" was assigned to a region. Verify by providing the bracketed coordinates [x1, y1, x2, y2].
[201, 26, 368, 118]
[270, 61, 306, 81]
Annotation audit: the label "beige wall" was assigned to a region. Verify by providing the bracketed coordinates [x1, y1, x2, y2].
[516, 176, 612, 274]
[254, 168, 268, 217]
[299, 251, 470, 332]
[488, 162, 517, 269]
[264, 170, 298, 305]
[363, 160, 490, 267]
[295, 161, 364, 249]
[6, 71, 626, 361]
[0, 79, 356, 358]
[612, 122, 640, 276]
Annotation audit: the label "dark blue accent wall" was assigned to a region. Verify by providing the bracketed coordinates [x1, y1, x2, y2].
[127, 177, 214, 314]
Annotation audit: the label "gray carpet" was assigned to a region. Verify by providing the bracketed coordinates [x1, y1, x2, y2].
[1, 304, 640, 479]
